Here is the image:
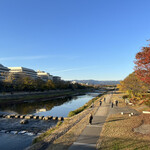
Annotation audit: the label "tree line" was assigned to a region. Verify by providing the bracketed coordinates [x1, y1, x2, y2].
[0, 73, 89, 92]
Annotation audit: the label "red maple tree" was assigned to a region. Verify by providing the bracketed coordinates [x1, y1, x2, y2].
[134, 43, 150, 85]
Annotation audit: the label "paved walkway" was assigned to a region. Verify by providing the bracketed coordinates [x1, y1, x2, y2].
[68, 94, 112, 150]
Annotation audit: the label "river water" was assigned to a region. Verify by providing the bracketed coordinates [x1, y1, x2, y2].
[0, 92, 101, 150]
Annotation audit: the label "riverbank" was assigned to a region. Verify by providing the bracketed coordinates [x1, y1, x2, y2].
[27, 92, 106, 150]
[96, 91, 150, 150]
[0, 89, 92, 105]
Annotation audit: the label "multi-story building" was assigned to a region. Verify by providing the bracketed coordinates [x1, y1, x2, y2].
[37, 70, 53, 82]
[8, 67, 37, 79]
[0, 64, 10, 81]
[53, 76, 61, 82]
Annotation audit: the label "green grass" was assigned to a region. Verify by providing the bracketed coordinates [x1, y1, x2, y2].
[32, 121, 63, 144]
[68, 94, 102, 117]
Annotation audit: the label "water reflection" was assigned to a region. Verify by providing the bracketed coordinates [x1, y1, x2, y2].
[0, 93, 100, 117]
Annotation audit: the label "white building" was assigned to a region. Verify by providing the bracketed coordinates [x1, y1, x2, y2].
[0, 64, 10, 81]
[8, 67, 37, 79]
[37, 70, 53, 82]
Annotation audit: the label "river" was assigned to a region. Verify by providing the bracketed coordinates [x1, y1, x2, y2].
[0, 92, 102, 150]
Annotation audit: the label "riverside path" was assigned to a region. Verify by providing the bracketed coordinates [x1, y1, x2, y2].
[68, 93, 112, 150]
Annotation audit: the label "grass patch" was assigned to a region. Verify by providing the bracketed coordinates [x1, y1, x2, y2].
[97, 114, 150, 150]
[68, 94, 102, 117]
[32, 121, 63, 144]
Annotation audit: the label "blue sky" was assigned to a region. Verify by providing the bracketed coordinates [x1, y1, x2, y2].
[0, 0, 150, 80]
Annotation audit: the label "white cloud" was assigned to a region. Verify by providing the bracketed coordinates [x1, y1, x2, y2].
[0, 55, 49, 61]
[51, 66, 94, 73]
[0, 55, 80, 61]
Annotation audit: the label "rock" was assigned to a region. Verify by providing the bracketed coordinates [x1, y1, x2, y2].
[10, 131, 18, 134]
[25, 115, 31, 119]
[20, 119, 29, 124]
[15, 115, 20, 118]
[0, 130, 7, 133]
[20, 115, 25, 119]
[10, 114, 15, 118]
[48, 116, 53, 120]
[39, 116, 44, 120]
[18, 131, 26, 134]
[53, 117, 58, 120]
[43, 117, 49, 120]
[3, 114, 7, 118]
[6, 115, 11, 119]
[33, 116, 39, 119]
[25, 132, 35, 136]
[58, 117, 64, 121]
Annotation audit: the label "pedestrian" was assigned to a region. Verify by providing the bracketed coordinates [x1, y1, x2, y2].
[111, 102, 114, 108]
[115, 100, 118, 106]
[104, 97, 106, 102]
[91, 102, 94, 108]
[100, 100, 102, 106]
[89, 114, 93, 125]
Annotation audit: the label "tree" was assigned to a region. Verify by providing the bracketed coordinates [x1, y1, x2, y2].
[118, 72, 148, 97]
[134, 42, 150, 85]
[46, 80, 55, 90]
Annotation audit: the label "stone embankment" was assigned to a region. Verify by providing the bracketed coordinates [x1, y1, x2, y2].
[0, 114, 64, 121]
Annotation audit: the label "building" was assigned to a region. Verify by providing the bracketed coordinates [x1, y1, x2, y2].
[8, 67, 37, 79]
[37, 70, 53, 82]
[0, 64, 10, 81]
[53, 76, 61, 82]
[71, 81, 77, 84]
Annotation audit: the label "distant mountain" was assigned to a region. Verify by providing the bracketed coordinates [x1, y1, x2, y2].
[72, 80, 120, 85]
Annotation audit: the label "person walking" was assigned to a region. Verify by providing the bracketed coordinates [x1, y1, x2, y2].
[111, 102, 114, 108]
[115, 100, 118, 106]
[100, 100, 102, 106]
[104, 97, 106, 102]
[89, 114, 93, 125]
[91, 102, 94, 108]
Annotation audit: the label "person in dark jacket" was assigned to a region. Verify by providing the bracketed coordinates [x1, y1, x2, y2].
[111, 102, 114, 108]
[115, 100, 118, 106]
[104, 97, 106, 102]
[89, 114, 93, 125]
[100, 100, 102, 106]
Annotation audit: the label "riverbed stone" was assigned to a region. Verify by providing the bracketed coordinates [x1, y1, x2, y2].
[0, 130, 7, 133]
[53, 117, 58, 120]
[33, 116, 39, 119]
[20, 115, 25, 119]
[15, 115, 20, 118]
[39, 116, 44, 120]
[6, 115, 11, 119]
[10, 114, 15, 118]
[43, 117, 49, 120]
[20, 119, 29, 124]
[58, 117, 64, 121]
[3, 114, 7, 118]
[18, 131, 26, 134]
[48, 116, 53, 120]
[10, 131, 18, 134]
[25, 115, 31, 119]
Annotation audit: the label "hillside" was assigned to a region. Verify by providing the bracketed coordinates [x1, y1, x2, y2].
[72, 80, 120, 85]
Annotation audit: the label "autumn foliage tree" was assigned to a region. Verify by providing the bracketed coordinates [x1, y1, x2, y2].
[134, 43, 150, 85]
[118, 72, 148, 97]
